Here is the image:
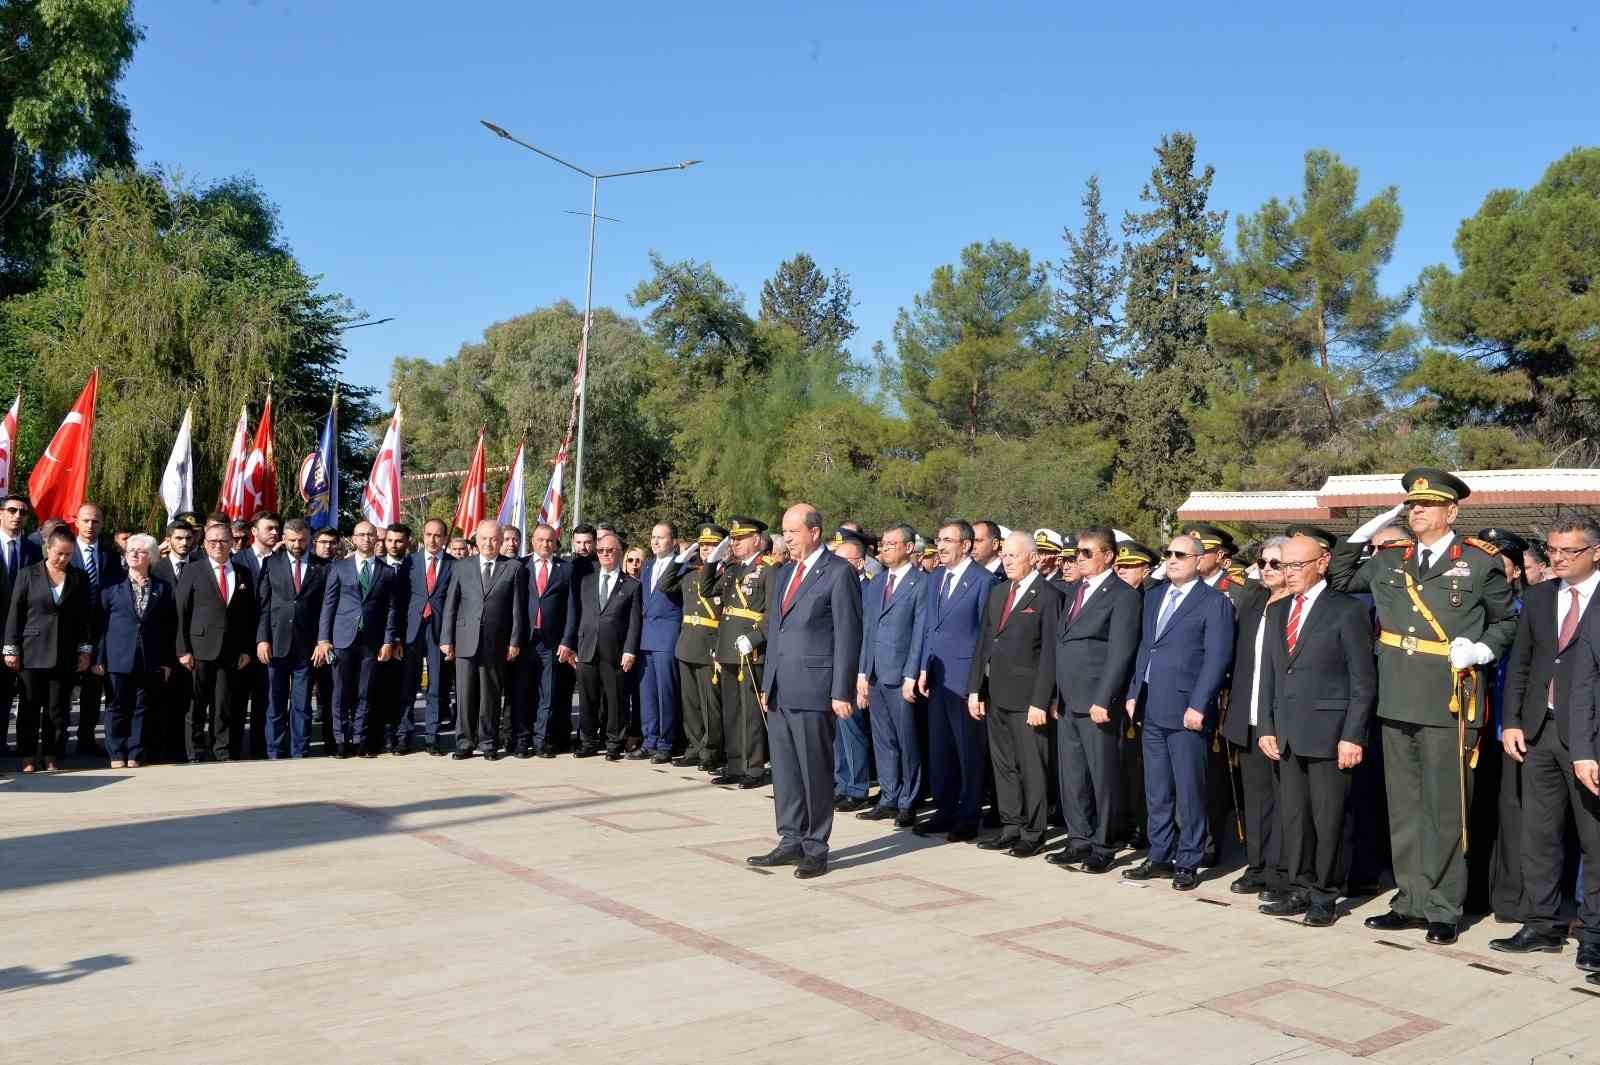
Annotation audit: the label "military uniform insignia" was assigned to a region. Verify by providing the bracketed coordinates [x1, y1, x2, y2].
[1462, 536, 1500, 557]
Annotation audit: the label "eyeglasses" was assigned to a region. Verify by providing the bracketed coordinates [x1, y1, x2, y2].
[1279, 554, 1328, 573]
[1, 506, 27, 515]
[596, 547, 618, 555]
[1162, 550, 1194, 560]
[1075, 548, 1099, 559]
[1547, 545, 1597, 559]
[1261, 559, 1283, 570]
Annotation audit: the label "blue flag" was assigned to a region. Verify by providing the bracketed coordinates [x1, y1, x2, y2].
[299, 395, 339, 529]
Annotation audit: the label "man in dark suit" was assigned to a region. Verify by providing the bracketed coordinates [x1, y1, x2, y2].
[1491, 518, 1600, 973]
[401, 519, 455, 755]
[176, 521, 257, 762]
[1256, 527, 1378, 926]
[635, 522, 684, 762]
[1123, 533, 1235, 890]
[148, 518, 199, 763]
[0, 494, 42, 756]
[856, 522, 928, 827]
[513, 522, 576, 758]
[748, 503, 863, 879]
[231, 510, 281, 758]
[316, 520, 401, 758]
[376, 524, 414, 753]
[440, 519, 525, 760]
[1049, 526, 1142, 873]
[969, 531, 1061, 857]
[567, 531, 642, 760]
[912, 519, 1000, 842]
[68, 501, 115, 756]
[254, 519, 327, 759]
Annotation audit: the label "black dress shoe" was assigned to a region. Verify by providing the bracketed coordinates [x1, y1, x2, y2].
[976, 834, 1019, 851]
[604, 751, 623, 762]
[1008, 839, 1044, 858]
[625, 748, 650, 760]
[1046, 845, 1090, 867]
[1260, 893, 1310, 917]
[835, 796, 868, 812]
[1425, 922, 1458, 945]
[1125, 828, 1149, 850]
[1574, 943, 1600, 972]
[947, 822, 979, 843]
[747, 847, 803, 868]
[1364, 910, 1426, 932]
[1172, 867, 1199, 891]
[393, 744, 411, 757]
[794, 856, 828, 879]
[894, 809, 916, 829]
[738, 775, 766, 789]
[1488, 926, 1563, 954]
[1304, 903, 1337, 927]
[1123, 860, 1175, 881]
[672, 754, 699, 768]
[1230, 874, 1268, 895]
[335, 745, 350, 760]
[1257, 888, 1294, 906]
[857, 805, 897, 821]
[1081, 853, 1115, 874]
[451, 749, 471, 760]
[539, 747, 557, 759]
[363, 750, 378, 759]
[429, 747, 447, 757]
[914, 817, 956, 837]
[651, 752, 672, 764]
[483, 749, 503, 761]
[515, 748, 535, 759]
[572, 747, 599, 759]
[710, 773, 740, 785]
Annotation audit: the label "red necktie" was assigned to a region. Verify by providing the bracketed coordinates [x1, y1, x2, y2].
[1552, 586, 1581, 703]
[781, 561, 807, 615]
[535, 559, 548, 629]
[1068, 580, 1087, 622]
[883, 572, 896, 606]
[292, 558, 302, 592]
[422, 555, 436, 618]
[1285, 594, 1306, 655]
[217, 564, 228, 604]
[998, 581, 1019, 628]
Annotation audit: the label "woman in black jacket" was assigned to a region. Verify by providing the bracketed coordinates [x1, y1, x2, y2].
[3, 527, 93, 772]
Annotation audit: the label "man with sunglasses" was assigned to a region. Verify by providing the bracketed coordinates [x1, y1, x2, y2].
[1329, 468, 1517, 945]
[0, 494, 41, 757]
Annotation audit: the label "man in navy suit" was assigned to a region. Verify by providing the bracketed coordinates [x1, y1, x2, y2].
[748, 503, 863, 879]
[316, 520, 402, 758]
[401, 518, 455, 755]
[514, 523, 576, 757]
[1123, 533, 1235, 890]
[912, 518, 1000, 842]
[68, 501, 115, 756]
[254, 519, 327, 758]
[634, 522, 685, 762]
[0, 494, 42, 757]
[376, 524, 414, 753]
[856, 522, 927, 827]
[231, 510, 281, 759]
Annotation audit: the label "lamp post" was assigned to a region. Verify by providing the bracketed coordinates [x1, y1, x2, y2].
[480, 119, 699, 528]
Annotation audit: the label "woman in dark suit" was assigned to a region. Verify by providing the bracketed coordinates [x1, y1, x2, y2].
[3, 527, 93, 772]
[93, 533, 176, 768]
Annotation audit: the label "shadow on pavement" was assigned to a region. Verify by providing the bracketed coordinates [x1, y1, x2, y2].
[0, 953, 132, 992]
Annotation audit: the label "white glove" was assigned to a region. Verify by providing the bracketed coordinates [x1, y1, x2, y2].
[1350, 502, 1407, 543]
[708, 537, 732, 564]
[1449, 637, 1495, 670]
[735, 635, 753, 656]
[675, 542, 697, 563]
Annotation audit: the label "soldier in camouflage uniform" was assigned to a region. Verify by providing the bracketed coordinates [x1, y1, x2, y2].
[711, 517, 774, 788]
[659, 523, 728, 773]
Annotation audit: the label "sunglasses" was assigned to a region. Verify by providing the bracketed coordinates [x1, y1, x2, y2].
[1162, 550, 1195, 560]
[1074, 548, 1098, 558]
[2, 506, 27, 515]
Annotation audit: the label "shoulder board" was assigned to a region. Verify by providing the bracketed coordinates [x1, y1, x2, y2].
[1216, 574, 1232, 590]
[760, 554, 777, 566]
[1462, 536, 1500, 557]
[1376, 539, 1413, 550]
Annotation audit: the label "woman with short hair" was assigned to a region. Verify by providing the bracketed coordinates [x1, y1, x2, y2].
[3, 527, 93, 772]
[95, 533, 177, 768]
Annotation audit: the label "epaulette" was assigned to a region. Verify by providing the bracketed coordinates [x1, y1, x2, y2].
[760, 554, 778, 566]
[1462, 536, 1500, 557]
[1376, 539, 1412, 550]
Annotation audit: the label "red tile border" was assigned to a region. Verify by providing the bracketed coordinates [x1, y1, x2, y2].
[498, 784, 609, 803]
[681, 837, 779, 868]
[576, 808, 715, 833]
[980, 917, 1180, 974]
[814, 873, 985, 913]
[1203, 979, 1444, 1058]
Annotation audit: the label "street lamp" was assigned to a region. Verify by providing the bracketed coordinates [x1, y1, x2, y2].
[480, 119, 700, 528]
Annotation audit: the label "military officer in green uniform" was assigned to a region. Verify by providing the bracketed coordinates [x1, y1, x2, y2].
[1113, 540, 1157, 847]
[710, 517, 774, 789]
[1329, 468, 1518, 944]
[659, 523, 728, 773]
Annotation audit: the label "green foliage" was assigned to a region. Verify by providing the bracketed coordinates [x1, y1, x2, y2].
[758, 252, 857, 351]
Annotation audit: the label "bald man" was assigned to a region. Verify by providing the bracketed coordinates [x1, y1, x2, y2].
[316, 521, 403, 757]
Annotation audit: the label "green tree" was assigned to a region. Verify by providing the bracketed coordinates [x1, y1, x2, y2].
[758, 251, 857, 351]
[1052, 175, 1123, 366]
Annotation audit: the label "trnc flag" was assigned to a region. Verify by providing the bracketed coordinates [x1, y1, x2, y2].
[298, 393, 339, 530]
[218, 404, 251, 519]
[362, 405, 402, 528]
[0, 391, 19, 497]
[160, 404, 195, 523]
[496, 437, 527, 547]
[453, 429, 488, 537]
[28, 369, 98, 524]
[538, 438, 569, 533]
[241, 392, 277, 516]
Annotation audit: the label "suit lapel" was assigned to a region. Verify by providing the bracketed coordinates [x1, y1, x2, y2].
[1154, 582, 1200, 643]
[882, 571, 916, 617]
[997, 582, 1035, 633]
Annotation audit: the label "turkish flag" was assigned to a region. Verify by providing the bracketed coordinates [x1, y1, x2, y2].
[29, 369, 98, 525]
[452, 429, 487, 537]
[242, 393, 277, 516]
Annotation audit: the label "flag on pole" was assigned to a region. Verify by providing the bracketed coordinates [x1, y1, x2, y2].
[0, 391, 20, 498]
[496, 437, 527, 547]
[160, 404, 195, 523]
[537, 437, 569, 533]
[241, 392, 276, 516]
[361, 405, 402, 528]
[453, 428, 488, 537]
[298, 393, 339, 530]
[28, 368, 98, 525]
[218, 404, 251, 519]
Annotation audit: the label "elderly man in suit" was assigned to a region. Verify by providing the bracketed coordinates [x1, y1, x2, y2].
[0, 494, 42, 757]
[1256, 527, 1377, 926]
[400, 518, 455, 756]
[1049, 526, 1143, 873]
[176, 522, 257, 762]
[856, 522, 928, 827]
[1123, 533, 1235, 890]
[255, 519, 328, 759]
[748, 503, 863, 879]
[969, 531, 1061, 857]
[316, 520, 402, 758]
[514, 523, 575, 758]
[68, 501, 114, 756]
[441, 519, 525, 760]
[635, 522, 685, 763]
[912, 519, 1000, 842]
[567, 531, 642, 760]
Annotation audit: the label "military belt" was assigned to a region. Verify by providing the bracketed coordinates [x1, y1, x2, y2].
[682, 615, 720, 629]
[723, 606, 764, 623]
[1377, 629, 1450, 657]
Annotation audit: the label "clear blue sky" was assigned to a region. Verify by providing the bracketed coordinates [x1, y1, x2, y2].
[121, 4, 1596, 398]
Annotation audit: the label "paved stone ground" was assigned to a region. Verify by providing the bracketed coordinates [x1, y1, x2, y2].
[3, 754, 1597, 1064]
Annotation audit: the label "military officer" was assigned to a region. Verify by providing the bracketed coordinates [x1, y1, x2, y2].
[1058, 531, 1080, 586]
[1112, 540, 1156, 846]
[1330, 469, 1518, 944]
[710, 517, 774, 788]
[660, 523, 728, 773]
[1477, 526, 1531, 922]
[1034, 529, 1064, 585]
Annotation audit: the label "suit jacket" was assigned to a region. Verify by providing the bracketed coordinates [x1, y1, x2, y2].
[175, 557, 257, 663]
[1054, 573, 1142, 718]
[319, 555, 401, 651]
[521, 553, 577, 652]
[1258, 586, 1377, 759]
[231, 547, 277, 585]
[0, 533, 44, 634]
[4, 563, 92, 670]
[762, 549, 863, 711]
[1126, 579, 1235, 730]
[152, 552, 197, 590]
[858, 566, 928, 687]
[403, 550, 455, 645]
[572, 569, 642, 665]
[1220, 592, 1281, 747]
[1503, 578, 1595, 747]
[256, 552, 329, 660]
[440, 554, 526, 661]
[969, 577, 1060, 710]
[637, 556, 684, 654]
[912, 561, 999, 692]
[97, 574, 177, 674]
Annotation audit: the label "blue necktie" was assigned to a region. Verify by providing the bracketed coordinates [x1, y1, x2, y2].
[1155, 586, 1181, 636]
[83, 544, 99, 590]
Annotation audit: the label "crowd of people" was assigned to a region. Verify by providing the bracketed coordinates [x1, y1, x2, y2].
[3, 466, 1597, 982]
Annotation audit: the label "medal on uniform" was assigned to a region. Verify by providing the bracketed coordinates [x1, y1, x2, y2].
[1450, 592, 1462, 607]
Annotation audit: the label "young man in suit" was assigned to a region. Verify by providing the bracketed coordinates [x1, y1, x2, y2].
[568, 531, 642, 760]
[254, 519, 328, 759]
[315, 521, 402, 758]
[376, 524, 414, 753]
[1123, 533, 1235, 890]
[176, 522, 257, 762]
[0, 494, 42, 757]
[440, 519, 525, 760]
[856, 522, 928, 828]
[1256, 528, 1377, 926]
[401, 518, 455, 756]
[635, 522, 685, 763]
[231, 510, 281, 758]
[1049, 526, 1143, 873]
[912, 519, 1001, 842]
[968, 531, 1061, 858]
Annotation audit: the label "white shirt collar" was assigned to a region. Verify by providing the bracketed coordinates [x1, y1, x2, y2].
[1081, 567, 1114, 595]
[352, 551, 374, 564]
[1291, 577, 1329, 611]
[798, 546, 826, 571]
[888, 561, 915, 581]
[947, 556, 972, 583]
[1010, 571, 1037, 599]
[1561, 569, 1600, 600]
[1416, 530, 1455, 558]
[1203, 569, 1224, 587]
[982, 557, 1002, 573]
